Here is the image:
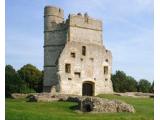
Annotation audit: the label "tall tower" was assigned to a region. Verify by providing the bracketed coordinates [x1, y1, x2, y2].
[43, 6, 66, 92]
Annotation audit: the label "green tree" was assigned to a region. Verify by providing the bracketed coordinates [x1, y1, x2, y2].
[18, 64, 43, 92]
[111, 70, 138, 92]
[150, 82, 154, 93]
[5, 65, 24, 97]
[138, 79, 151, 93]
[111, 71, 127, 92]
[125, 76, 138, 92]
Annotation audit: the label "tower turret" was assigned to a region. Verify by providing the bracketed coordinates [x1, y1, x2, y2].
[43, 6, 66, 92]
[44, 6, 64, 31]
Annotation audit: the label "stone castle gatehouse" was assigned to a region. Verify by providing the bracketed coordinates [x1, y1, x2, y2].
[43, 6, 113, 96]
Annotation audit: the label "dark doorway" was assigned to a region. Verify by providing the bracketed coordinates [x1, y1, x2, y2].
[82, 82, 94, 96]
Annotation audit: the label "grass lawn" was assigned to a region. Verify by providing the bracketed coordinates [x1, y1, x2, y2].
[6, 94, 153, 120]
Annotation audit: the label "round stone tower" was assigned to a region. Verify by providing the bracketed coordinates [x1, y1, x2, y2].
[44, 6, 64, 31]
[43, 6, 66, 92]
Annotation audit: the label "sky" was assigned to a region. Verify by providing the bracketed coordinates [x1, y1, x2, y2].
[5, 0, 154, 81]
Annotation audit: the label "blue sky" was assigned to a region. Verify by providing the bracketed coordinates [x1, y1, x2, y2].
[6, 0, 153, 81]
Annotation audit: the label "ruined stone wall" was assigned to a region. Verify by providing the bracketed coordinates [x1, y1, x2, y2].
[58, 41, 113, 95]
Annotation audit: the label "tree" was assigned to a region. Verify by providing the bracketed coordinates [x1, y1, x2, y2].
[125, 76, 138, 92]
[5, 65, 24, 97]
[17, 64, 43, 92]
[111, 70, 138, 92]
[111, 70, 127, 92]
[150, 82, 154, 93]
[138, 79, 151, 93]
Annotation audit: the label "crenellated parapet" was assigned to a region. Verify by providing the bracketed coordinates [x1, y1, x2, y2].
[67, 13, 102, 31]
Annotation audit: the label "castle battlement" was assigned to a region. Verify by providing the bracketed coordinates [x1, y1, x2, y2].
[67, 13, 102, 31]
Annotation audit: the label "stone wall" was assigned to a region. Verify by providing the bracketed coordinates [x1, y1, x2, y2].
[58, 41, 113, 95]
[68, 14, 103, 46]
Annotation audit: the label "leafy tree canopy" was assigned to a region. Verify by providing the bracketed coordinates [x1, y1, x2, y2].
[138, 79, 151, 93]
[5, 65, 24, 97]
[17, 64, 43, 92]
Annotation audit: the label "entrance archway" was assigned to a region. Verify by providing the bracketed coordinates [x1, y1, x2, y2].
[82, 82, 94, 96]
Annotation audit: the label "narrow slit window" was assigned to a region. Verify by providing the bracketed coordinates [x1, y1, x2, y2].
[104, 66, 108, 75]
[65, 64, 71, 73]
[82, 46, 86, 56]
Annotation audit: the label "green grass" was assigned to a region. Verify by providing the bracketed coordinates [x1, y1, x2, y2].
[6, 94, 153, 120]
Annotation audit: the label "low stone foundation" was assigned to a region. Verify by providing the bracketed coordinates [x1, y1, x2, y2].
[114, 92, 154, 98]
[11, 93, 30, 99]
[25, 93, 135, 113]
[78, 97, 135, 113]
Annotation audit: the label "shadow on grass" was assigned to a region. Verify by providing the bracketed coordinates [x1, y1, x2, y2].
[69, 104, 79, 110]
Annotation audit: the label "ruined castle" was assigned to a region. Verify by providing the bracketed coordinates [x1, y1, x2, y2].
[43, 6, 113, 96]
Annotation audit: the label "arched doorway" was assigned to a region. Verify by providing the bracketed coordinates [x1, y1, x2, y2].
[82, 82, 94, 96]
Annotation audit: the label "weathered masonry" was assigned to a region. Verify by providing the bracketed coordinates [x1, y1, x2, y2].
[43, 6, 113, 96]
